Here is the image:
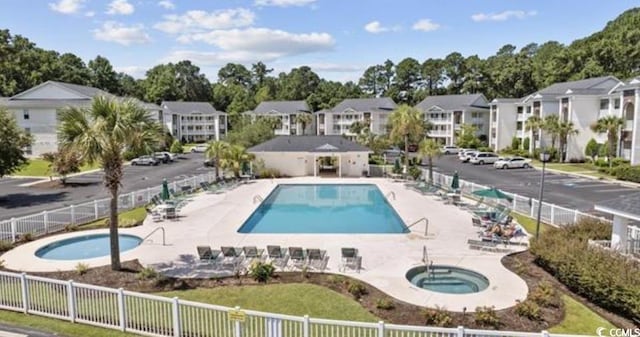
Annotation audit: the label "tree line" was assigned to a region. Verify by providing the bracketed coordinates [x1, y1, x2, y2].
[1, 8, 639, 116]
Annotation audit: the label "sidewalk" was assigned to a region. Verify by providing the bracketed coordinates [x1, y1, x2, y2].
[14, 168, 104, 187]
[531, 165, 640, 189]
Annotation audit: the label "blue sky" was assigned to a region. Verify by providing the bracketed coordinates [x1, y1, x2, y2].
[0, 0, 637, 82]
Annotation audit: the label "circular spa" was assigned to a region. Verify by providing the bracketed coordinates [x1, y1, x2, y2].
[35, 234, 142, 261]
[406, 265, 490, 294]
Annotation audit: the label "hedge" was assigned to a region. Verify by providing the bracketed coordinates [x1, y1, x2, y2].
[530, 218, 640, 322]
[611, 165, 640, 183]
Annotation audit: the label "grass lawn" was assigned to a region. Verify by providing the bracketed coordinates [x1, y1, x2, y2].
[160, 284, 379, 322]
[530, 161, 614, 179]
[510, 211, 550, 235]
[551, 295, 617, 334]
[13, 159, 101, 177]
[0, 310, 136, 337]
[78, 207, 148, 230]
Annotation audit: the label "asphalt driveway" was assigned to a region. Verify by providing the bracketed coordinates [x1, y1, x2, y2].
[431, 155, 638, 212]
[0, 153, 214, 221]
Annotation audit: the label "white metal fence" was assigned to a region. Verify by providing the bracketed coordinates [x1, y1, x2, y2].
[428, 170, 611, 227]
[0, 270, 592, 337]
[0, 172, 218, 243]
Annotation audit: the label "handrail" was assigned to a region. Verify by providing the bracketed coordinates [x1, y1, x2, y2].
[407, 217, 429, 236]
[385, 191, 396, 201]
[253, 195, 264, 204]
[142, 226, 166, 246]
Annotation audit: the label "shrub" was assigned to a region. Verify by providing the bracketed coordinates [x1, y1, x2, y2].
[248, 261, 275, 283]
[137, 267, 158, 280]
[327, 274, 346, 286]
[64, 224, 78, 232]
[511, 137, 521, 150]
[529, 281, 560, 308]
[346, 281, 367, 299]
[18, 233, 33, 243]
[422, 306, 453, 327]
[375, 298, 395, 310]
[474, 306, 500, 328]
[611, 158, 630, 167]
[169, 140, 184, 154]
[75, 263, 89, 275]
[522, 137, 530, 151]
[568, 157, 586, 163]
[533, 147, 558, 162]
[257, 167, 282, 179]
[408, 165, 422, 180]
[584, 138, 600, 160]
[0, 241, 14, 253]
[611, 165, 640, 183]
[514, 300, 542, 321]
[530, 218, 640, 322]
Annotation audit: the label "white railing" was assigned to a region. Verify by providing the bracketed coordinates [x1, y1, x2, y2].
[0, 171, 218, 243]
[0, 270, 592, 337]
[425, 170, 610, 227]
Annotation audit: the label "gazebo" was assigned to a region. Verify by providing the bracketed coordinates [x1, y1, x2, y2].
[593, 192, 640, 258]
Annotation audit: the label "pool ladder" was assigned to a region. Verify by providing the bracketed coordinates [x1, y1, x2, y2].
[407, 217, 429, 236]
[385, 191, 396, 201]
[142, 227, 166, 246]
[253, 195, 264, 204]
[422, 245, 433, 278]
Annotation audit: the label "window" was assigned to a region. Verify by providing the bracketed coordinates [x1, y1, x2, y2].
[614, 98, 621, 109]
[23, 109, 29, 120]
[600, 99, 609, 110]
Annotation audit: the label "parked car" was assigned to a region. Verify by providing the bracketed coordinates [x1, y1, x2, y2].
[459, 150, 477, 163]
[204, 158, 216, 167]
[493, 157, 532, 169]
[131, 155, 159, 166]
[441, 145, 460, 155]
[469, 152, 500, 165]
[382, 148, 404, 163]
[191, 144, 208, 153]
[153, 152, 171, 163]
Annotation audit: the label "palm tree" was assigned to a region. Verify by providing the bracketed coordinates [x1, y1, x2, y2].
[557, 121, 579, 162]
[417, 138, 441, 183]
[524, 115, 544, 153]
[295, 113, 313, 135]
[543, 115, 560, 150]
[221, 144, 255, 178]
[205, 140, 229, 180]
[388, 104, 425, 169]
[590, 115, 624, 168]
[58, 97, 162, 270]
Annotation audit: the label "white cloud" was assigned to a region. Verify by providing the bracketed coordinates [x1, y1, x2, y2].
[115, 66, 148, 78]
[93, 22, 151, 45]
[106, 0, 134, 15]
[49, 0, 84, 14]
[85, 11, 95, 17]
[363, 21, 400, 34]
[154, 8, 255, 34]
[471, 10, 537, 22]
[254, 0, 316, 7]
[158, 0, 175, 10]
[412, 19, 440, 32]
[305, 63, 363, 73]
[163, 50, 281, 65]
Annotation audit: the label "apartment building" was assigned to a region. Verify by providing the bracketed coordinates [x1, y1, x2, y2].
[316, 98, 396, 138]
[248, 100, 314, 135]
[0, 81, 161, 157]
[488, 99, 521, 151]
[610, 77, 640, 165]
[415, 94, 490, 145]
[161, 101, 227, 143]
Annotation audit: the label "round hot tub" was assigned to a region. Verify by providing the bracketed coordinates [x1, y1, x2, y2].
[406, 265, 489, 294]
[35, 234, 142, 261]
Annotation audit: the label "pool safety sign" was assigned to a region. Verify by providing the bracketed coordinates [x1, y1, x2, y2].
[228, 309, 246, 322]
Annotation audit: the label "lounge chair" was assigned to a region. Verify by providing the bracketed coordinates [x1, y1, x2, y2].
[197, 246, 220, 264]
[242, 246, 265, 263]
[471, 216, 492, 228]
[463, 197, 486, 211]
[267, 245, 289, 270]
[306, 249, 326, 271]
[288, 247, 306, 270]
[220, 246, 243, 270]
[339, 247, 361, 273]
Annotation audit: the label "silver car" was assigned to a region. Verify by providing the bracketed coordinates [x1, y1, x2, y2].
[459, 150, 477, 163]
[131, 155, 159, 166]
[469, 152, 500, 165]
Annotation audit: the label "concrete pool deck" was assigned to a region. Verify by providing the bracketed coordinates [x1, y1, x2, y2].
[1, 177, 529, 312]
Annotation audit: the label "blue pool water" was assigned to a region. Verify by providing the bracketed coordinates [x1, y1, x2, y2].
[35, 234, 142, 260]
[406, 265, 490, 294]
[238, 184, 408, 234]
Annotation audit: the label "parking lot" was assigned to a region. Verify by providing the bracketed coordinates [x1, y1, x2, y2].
[432, 155, 639, 212]
[0, 153, 214, 220]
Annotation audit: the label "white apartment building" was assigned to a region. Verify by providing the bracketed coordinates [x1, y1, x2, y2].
[0, 81, 161, 157]
[609, 77, 640, 165]
[248, 100, 314, 135]
[316, 98, 397, 138]
[161, 101, 227, 143]
[415, 94, 490, 145]
[488, 98, 521, 151]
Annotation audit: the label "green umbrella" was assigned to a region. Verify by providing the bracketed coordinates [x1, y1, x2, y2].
[161, 178, 170, 201]
[242, 161, 250, 175]
[472, 187, 512, 201]
[451, 171, 460, 190]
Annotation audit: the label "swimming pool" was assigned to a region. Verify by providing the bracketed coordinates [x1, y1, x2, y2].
[238, 184, 408, 233]
[35, 234, 142, 260]
[405, 265, 490, 294]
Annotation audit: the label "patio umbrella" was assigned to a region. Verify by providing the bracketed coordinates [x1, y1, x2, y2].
[161, 178, 170, 201]
[450, 171, 460, 191]
[472, 187, 512, 202]
[242, 161, 250, 175]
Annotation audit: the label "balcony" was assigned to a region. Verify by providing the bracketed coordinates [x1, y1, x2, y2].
[428, 130, 451, 137]
[517, 114, 526, 122]
[428, 118, 451, 124]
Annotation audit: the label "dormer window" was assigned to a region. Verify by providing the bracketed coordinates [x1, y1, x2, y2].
[23, 109, 29, 120]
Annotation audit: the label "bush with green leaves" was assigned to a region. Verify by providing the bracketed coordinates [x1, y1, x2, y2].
[511, 137, 521, 150]
[522, 137, 530, 151]
[18, 233, 33, 243]
[514, 300, 542, 321]
[422, 306, 453, 327]
[611, 165, 640, 183]
[474, 306, 500, 328]
[375, 298, 395, 310]
[75, 263, 90, 275]
[0, 241, 14, 253]
[530, 218, 640, 322]
[408, 165, 422, 180]
[529, 281, 560, 308]
[248, 261, 275, 283]
[584, 138, 601, 159]
[137, 267, 158, 280]
[346, 280, 367, 299]
[170, 140, 184, 154]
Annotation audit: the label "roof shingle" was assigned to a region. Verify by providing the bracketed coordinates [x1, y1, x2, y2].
[332, 97, 396, 113]
[416, 94, 489, 111]
[161, 101, 222, 114]
[252, 100, 311, 115]
[248, 135, 371, 153]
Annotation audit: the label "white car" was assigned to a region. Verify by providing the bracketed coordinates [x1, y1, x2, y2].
[441, 145, 460, 155]
[469, 152, 500, 165]
[494, 157, 532, 169]
[190, 144, 208, 153]
[130, 155, 159, 166]
[459, 150, 477, 162]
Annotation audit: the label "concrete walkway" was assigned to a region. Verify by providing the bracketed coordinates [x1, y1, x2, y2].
[2, 178, 529, 312]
